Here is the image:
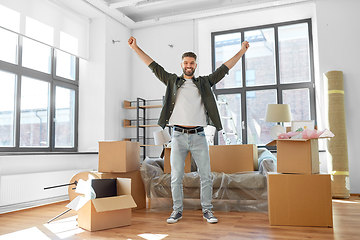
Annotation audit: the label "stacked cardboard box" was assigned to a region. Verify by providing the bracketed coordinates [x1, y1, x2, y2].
[95, 141, 145, 210]
[267, 139, 333, 227]
[67, 141, 144, 231]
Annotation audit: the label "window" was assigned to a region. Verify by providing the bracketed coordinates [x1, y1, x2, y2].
[0, 70, 16, 147]
[0, 28, 79, 152]
[212, 19, 315, 146]
[20, 77, 50, 147]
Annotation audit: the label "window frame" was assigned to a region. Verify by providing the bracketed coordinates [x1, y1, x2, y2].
[0, 29, 79, 153]
[211, 18, 316, 146]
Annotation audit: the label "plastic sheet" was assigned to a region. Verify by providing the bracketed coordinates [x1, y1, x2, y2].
[140, 148, 277, 212]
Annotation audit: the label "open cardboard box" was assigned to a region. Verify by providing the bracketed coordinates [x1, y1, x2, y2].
[92, 170, 146, 210]
[277, 138, 319, 174]
[268, 130, 333, 174]
[66, 178, 137, 232]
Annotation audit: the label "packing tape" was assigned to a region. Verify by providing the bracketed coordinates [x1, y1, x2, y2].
[331, 171, 349, 176]
[328, 90, 344, 94]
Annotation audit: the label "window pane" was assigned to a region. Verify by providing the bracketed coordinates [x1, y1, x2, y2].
[246, 89, 277, 145]
[217, 94, 242, 145]
[279, 23, 311, 84]
[283, 88, 310, 121]
[22, 37, 51, 74]
[0, 28, 18, 64]
[20, 77, 49, 147]
[214, 32, 242, 89]
[55, 86, 75, 148]
[245, 28, 276, 86]
[0, 71, 16, 147]
[55, 50, 76, 80]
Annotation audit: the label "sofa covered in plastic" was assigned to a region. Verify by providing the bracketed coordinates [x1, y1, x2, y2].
[140, 147, 277, 212]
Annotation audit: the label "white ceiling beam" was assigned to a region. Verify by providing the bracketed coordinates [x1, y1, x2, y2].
[131, 0, 311, 29]
[110, 0, 148, 9]
[85, 0, 136, 28]
[84, 0, 311, 29]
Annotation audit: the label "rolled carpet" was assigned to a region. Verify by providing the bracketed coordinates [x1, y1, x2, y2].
[324, 70, 350, 199]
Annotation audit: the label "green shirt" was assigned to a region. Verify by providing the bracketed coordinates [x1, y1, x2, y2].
[148, 61, 229, 131]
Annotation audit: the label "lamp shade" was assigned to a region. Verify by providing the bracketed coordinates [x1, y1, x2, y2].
[153, 129, 171, 145]
[265, 104, 292, 122]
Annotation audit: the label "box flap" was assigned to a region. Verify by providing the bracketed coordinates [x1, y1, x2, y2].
[117, 178, 132, 195]
[66, 195, 90, 211]
[277, 138, 310, 142]
[92, 195, 137, 212]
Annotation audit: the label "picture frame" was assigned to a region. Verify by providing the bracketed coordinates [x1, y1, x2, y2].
[291, 120, 315, 132]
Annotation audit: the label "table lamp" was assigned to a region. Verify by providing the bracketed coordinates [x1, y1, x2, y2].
[265, 104, 292, 139]
[153, 129, 171, 146]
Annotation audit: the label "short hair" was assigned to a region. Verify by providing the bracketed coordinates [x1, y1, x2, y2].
[182, 52, 197, 61]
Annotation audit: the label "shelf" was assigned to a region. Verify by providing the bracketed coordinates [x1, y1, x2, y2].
[124, 100, 161, 109]
[139, 105, 162, 109]
[124, 98, 163, 161]
[123, 119, 159, 128]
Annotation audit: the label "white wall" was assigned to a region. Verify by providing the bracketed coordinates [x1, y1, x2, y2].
[104, 17, 132, 142]
[78, 15, 133, 151]
[78, 16, 106, 152]
[314, 0, 360, 193]
[129, 1, 359, 193]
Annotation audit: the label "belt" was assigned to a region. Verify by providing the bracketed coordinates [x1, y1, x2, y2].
[173, 126, 204, 134]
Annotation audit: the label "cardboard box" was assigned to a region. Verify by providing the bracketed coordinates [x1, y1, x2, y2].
[277, 138, 319, 174]
[163, 147, 191, 174]
[66, 178, 137, 232]
[267, 173, 333, 227]
[164, 144, 258, 174]
[209, 144, 258, 173]
[92, 170, 146, 210]
[98, 141, 140, 173]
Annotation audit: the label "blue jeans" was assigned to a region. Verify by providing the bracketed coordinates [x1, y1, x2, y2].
[170, 128, 213, 212]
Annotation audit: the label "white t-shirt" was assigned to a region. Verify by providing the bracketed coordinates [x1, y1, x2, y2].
[169, 79, 207, 127]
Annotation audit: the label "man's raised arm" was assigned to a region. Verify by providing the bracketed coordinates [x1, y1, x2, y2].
[224, 41, 250, 70]
[128, 36, 154, 66]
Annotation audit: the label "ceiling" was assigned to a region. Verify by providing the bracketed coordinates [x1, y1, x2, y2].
[55, 0, 310, 29]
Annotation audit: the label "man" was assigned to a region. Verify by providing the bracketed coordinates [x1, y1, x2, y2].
[128, 36, 249, 224]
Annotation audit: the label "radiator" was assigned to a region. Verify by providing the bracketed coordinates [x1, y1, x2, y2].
[0, 169, 92, 206]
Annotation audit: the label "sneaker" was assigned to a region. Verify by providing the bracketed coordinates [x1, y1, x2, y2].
[203, 210, 218, 223]
[167, 211, 182, 224]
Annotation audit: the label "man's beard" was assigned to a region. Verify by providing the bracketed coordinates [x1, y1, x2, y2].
[183, 67, 195, 77]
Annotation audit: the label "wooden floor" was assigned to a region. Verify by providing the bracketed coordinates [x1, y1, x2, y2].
[0, 196, 359, 240]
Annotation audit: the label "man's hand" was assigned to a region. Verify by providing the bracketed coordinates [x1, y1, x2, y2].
[128, 36, 154, 66]
[241, 41, 250, 53]
[223, 40, 250, 70]
[128, 36, 137, 50]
